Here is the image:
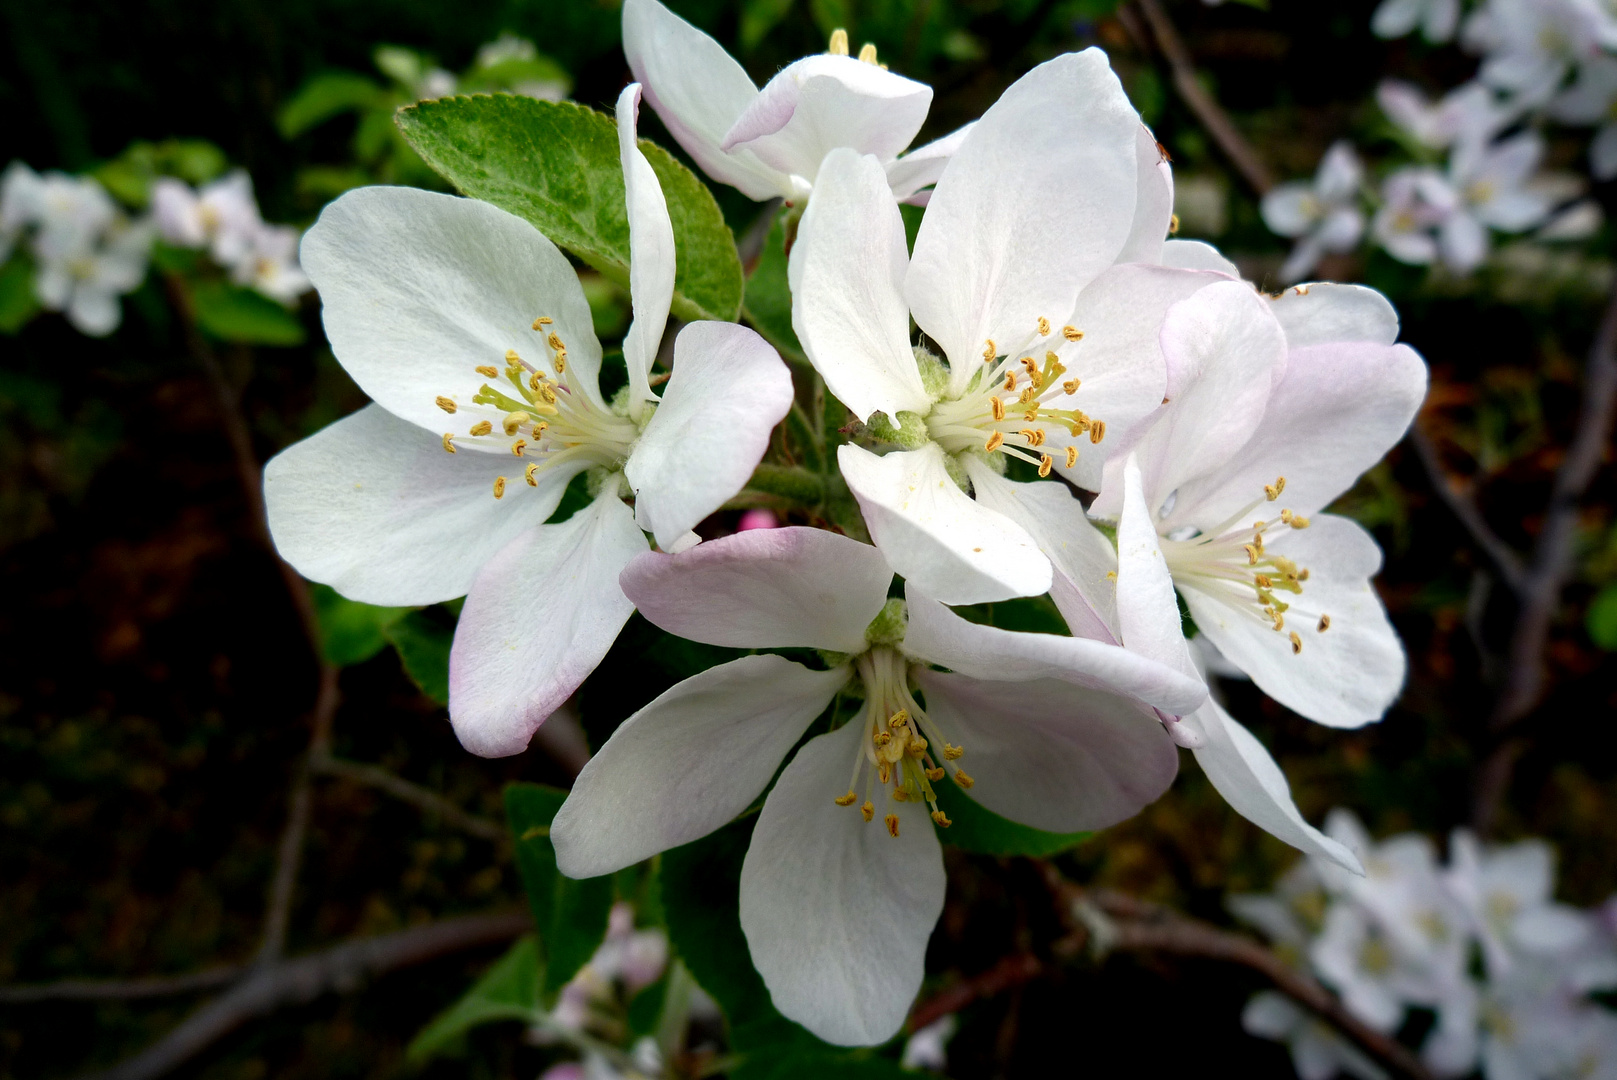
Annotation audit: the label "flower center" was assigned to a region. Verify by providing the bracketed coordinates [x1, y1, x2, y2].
[1158, 476, 1332, 656]
[433, 315, 641, 499]
[830, 643, 971, 837]
[925, 317, 1104, 477]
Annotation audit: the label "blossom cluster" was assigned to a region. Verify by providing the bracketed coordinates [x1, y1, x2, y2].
[1261, 0, 1610, 280]
[0, 160, 309, 337]
[1235, 810, 1617, 1080]
[263, 0, 1429, 1048]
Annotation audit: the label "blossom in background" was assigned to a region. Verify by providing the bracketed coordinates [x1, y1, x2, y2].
[552, 526, 1204, 1046]
[1372, 0, 1461, 42]
[1260, 141, 1366, 282]
[1377, 80, 1510, 151]
[263, 85, 792, 759]
[622, 0, 971, 204]
[1243, 991, 1389, 1080]
[901, 1015, 957, 1072]
[151, 170, 262, 268]
[1372, 166, 1456, 265]
[1549, 54, 1617, 177]
[1439, 132, 1560, 272]
[1461, 0, 1612, 100]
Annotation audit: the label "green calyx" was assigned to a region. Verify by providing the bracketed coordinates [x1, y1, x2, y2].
[863, 597, 908, 648]
[864, 409, 930, 449]
[914, 345, 950, 398]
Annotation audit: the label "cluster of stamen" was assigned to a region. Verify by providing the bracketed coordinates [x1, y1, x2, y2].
[926, 317, 1103, 476]
[434, 316, 639, 497]
[1158, 476, 1331, 656]
[832, 646, 971, 837]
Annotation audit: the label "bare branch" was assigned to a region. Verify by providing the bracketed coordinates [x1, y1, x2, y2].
[0, 968, 242, 1005]
[906, 952, 1048, 1033]
[311, 752, 506, 842]
[72, 912, 530, 1080]
[1407, 425, 1526, 595]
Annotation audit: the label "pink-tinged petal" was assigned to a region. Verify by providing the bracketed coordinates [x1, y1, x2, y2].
[1178, 699, 1363, 873]
[1182, 514, 1405, 728]
[916, 669, 1177, 832]
[553, 655, 850, 877]
[1116, 125, 1176, 265]
[264, 404, 577, 606]
[617, 84, 677, 416]
[1159, 239, 1241, 276]
[788, 149, 929, 422]
[621, 0, 784, 200]
[885, 121, 975, 202]
[448, 494, 648, 757]
[1114, 454, 1201, 686]
[627, 321, 793, 549]
[620, 526, 892, 653]
[740, 718, 944, 1046]
[907, 50, 1141, 393]
[1268, 282, 1399, 348]
[721, 55, 932, 182]
[901, 584, 1207, 715]
[839, 443, 1051, 605]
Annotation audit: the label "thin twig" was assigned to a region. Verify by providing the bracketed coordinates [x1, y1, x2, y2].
[311, 752, 506, 842]
[73, 912, 531, 1080]
[1407, 424, 1526, 595]
[0, 968, 243, 1004]
[906, 952, 1049, 1033]
[1131, 0, 1275, 196]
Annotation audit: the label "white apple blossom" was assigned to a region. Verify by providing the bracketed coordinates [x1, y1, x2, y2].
[22, 171, 152, 337]
[1373, 0, 1462, 42]
[151, 170, 263, 269]
[1550, 54, 1617, 176]
[1462, 0, 1612, 99]
[790, 49, 1201, 605]
[901, 1015, 956, 1072]
[1443, 831, 1594, 977]
[229, 222, 311, 305]
[1372, 166, 1457, 265]
[1, 161, 43, 261]
[1377, 80, 1511, 151]
[1261, 141, 1366, 282]
[1441, 132, 1560, 272]
[551, 526, 1206, 1046]
[1242, 990, 1390, 1080]
[622, 0, 970, 204]
[263, 84, 792, 759]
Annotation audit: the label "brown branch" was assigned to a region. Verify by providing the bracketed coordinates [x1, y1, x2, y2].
[1130, 0, 1275, 196]
[1407, 424, 1526, 596]
[72, 912, 531, 1080]
[311, 751, 506, 842]
[0, 968, 242, 1005]
[906, 952, 1048, 1033]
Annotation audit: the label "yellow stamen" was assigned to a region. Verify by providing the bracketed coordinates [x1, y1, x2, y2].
[442, 433, 456, 454]
[1169, 213, 1181, 234]
[1038, 453, 1053, 477]
[1089, 420, 1106, 443]
[983, 338, 997, 362]
[890, 710, 910, 728]
[985, 431, 1004, 452]
[834, 790, 858, 806]
[435, 396, 457, 414]
[1318, 614, 1331, 632]
[1271, 610, 1285, 631]
[554, 352, 567, 373]
[885, 814, 900, 838]
[1299, 568, 1311, 581]
[1062, 378, 1080, 395]
[931, 810, 952, 828]
[829, 28, 849, 54]
[525, 463, 540, 486]
[1065, 446, 1078, 469]
[952, 769, 975, 789]
[925, 767, 945, 781]
[475, 365, 499, 378]
[503, 411, 531, 436]
[858, 42, 878, 64]
[1255, 574, 1272, 588]
[873, 731, 891, 748]
[493, 476, 507, 499]
[1290, 631, 1303, 654]
[469, 420, 493, 437]
[505, 349, 522, 366]
[511, 439, 527, 456]
[861, 800, 875, 822]
[1243, 544, 1259, 565]
[533, 315, 553, 328]
[1062, 325, 1083, 341]
[942, 744, 963, 761]
[991, 398, 1005, 421]
[1038, 316, 1051, 336]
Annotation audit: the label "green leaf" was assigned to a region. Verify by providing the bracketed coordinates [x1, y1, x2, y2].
[406, 935, 542, 1062]
[741, 0, 796, 50]
[0, 257, 40, 334]
[383, 609, 453, 703]
[310, 583, 410, 666]
[396, 95, 743, 324]
[742, 212, 805, 362]
[954, 594, 1069, 635]
[505, 783, 615, 1001]
[1588, 583, 1617, 650]
[278, 72, 388, 138]
[932, 782, 1090, 858]
[190, 281, 306, 346]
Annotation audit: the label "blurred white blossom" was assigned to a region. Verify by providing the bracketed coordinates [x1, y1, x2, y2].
[1373, 0, 1462, 43]
[1261, 142, 1366, 281]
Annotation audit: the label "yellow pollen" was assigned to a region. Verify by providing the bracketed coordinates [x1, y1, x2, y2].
[505, 349, 521, 365]
[533, 315, 553, 328]
[873, 731, 891, 747]
[1004, 372, 1016, 391]
[983, 338, 997, 362]
[1021, 356, 1038, 376]
[1089, 420, 1106, 444]
[442, 433, 457, 454]
[547, 332, 565, 352]
[469, 420, 493, 437]
[503, 411, 531, 435]
[834, 790, 858, 806]
[1255, 574, 1272, 588]
[435, 396, 457, 414]
[877, 762, 891, 785]
[1019, 427, 1041, 446]
[925, 767, 945, 781]
[1062, 325, 1083, 341]
[1018, 387, 1036, 404]
[525, 463, 540, 486]
[1062, 378, 1080, 395]
[858, 42, 878, 63]
[1290, 631, 1303, 654]
[861, 800, 874, 822]
[1243, 544, 1259, 565]
[985, 431, 1004, 452]
[1291, 514, 1310, 529]
[1065, 446, 1078, 469]
[554, 352, 567, 373]
[907, 737, 928, 758]
[829, 27, 849, 54]
[942, 744, 963, 761]
[991, 398, 1005, 421]
[1106, 570, 1117, 581]
[1271, 610, 1285, 631]
[952, 769, 975, 789]
[890, 710, 910, 728]
[931, 810, 952, 828]
[493, 476, 507, 499]
[1169, 213, 1181, 234]
[892, 788, 908, 802]
[1299, 568, 1311, 581]
[511, 439, 527, 456]
[475, 365, 499, 378]
[885, 814, 900, 838]
[1038, 453, 1053, 477]
[1023, 404, 1040, 422]
[1318, 614, 1331, 632]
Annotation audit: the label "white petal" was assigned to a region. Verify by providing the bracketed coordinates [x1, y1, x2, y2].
[1438, 211, 1487, 273]
[964, 459, 1119, 640]
[839, 443, 1051, 605]
[1267, 283, 1399, 348]
[1261, 183, 1319, 238]
[1116, 125, 1175, 265]
[553, 656, 850, 877]
[1181, 698, 1363, 872]
[67, 285, 120, 337]
[1167, 341, 1426, 527]
[621, 0, 784, 200]
[617, 84, 677, 416]
[1243, 990, 1305, 1039]
[1372, 0, 1422, 37]
[300, 186, 606, 427]
[721, 55, 932, 181]
[627, 321, 793, 548]
[906, 49, 1141, 390]
[885, 121, 975, 202]
[1159, 239, 1241, 276]
[740, 718, 944, 1046]
[264, 404, 574, 605]
[1115, 454, 1200, 685]
[788, 148, 929, 422]
[901, 584, 1207, 715]
[916, 669, 1178, 832]
[1183, 514, 1405, 727]
[619, 526, 893, 653]
[448, 494, 649, 757]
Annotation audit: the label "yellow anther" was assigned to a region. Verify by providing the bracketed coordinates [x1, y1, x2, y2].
[873, 730, 891, 747]
[1038, 316, 1051, 336]
[469, 420, 493, 437]
[1018, 387, 1037, 404]
[554, 352, 567, 373]
[525, 463, 540, 486]
[1318, 614, 1331, 632]
[829, 28, 849, 54]
[834, 790, 858, 807]
[1265, 483, 1280, 501]
[533, 315, 553, 328]
[1169, 213, 1181, 235]
[511, 439, 527, 456]
[1274, 476, 1287, 494]
[539, 383, 557, 404]
[1289, 631, 1303, 654]
[1028, 369, 1044, 390]
[547, 332, 565, 352]
[493, 476, 507, 499]
[1062, 325, 1083, 341]
[983, 338, 997, 362]
[1089, 420, 1106, 444]
[1062, 378, 1080, 395]
[1255, 574, 1272, 588]
[505, 349, 522, 365]
[942, 743, 963, 761]
[476, 365, 499, 378]
[1299, 568, 1311, 581]
[442, 433, 457, 454]
[931, 810, 953, 829]
[952, 769, 975, 789]
[985, 431, 1004, 452]
[1070, 420, 1089, 437]
[503, 411, 531, 436]
[1106, 570, 1117, 581]
[1290, 514, 1310, 529]
[1271, 610, 1285, 631]
[1019, 428, 1042, 446]
[890, 710, 910, 728]
[435, 396, 457, 414]
[877, 762, 891, 785]
[991, 397, 1006, 421]
[861, 800, 874, 822]
[884, 813, 900, 838]
[1023, 404, 1040, 422]
[907, 738, 928, 758]
[858, 42, 878, 63]
[925, 767, 945, 781]
[1021, 356, 1038, 375]
[892, 788, 909, 802]
[1004, 372, 1017, 392]
[1038, 453, 1053, 478]
[1065, 446, 1078, 469]
[1243, 544, 1259, 565]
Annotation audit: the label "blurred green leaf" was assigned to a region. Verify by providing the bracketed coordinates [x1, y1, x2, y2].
[191, 281, 306, 346]
[954, 594, 1068, 635]
[374, 45, 428, 86]
[505, 783, 615, 1002]
[932, 782, 1090, 857]
[0, 257, 40, 334]
[1587, 584, 1617, 650]
[383, 610, 453, 704]
[310, 583, 409, 667]
[406, 935, 542, 1063]
[743, 212, 804, 362]
[741, 0, 796, 50]
[278, 72, 387, 139]
[397, 96, 744, 324]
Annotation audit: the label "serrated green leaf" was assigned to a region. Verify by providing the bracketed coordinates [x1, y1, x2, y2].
[383, 609, 453, 703]
[505, 783, 615, 1002]
[310, 583, 409, 667]
[743, 212, 805, 363]
[0, 257, 40, 334]
[278, 72, 388, 138]
[1588, 583, 1617, 650]
[932, 782, 1090, 858]
[406, 935, 542, 1063]
[396, 95, 743, 324]
[191, 281, 306, 346]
